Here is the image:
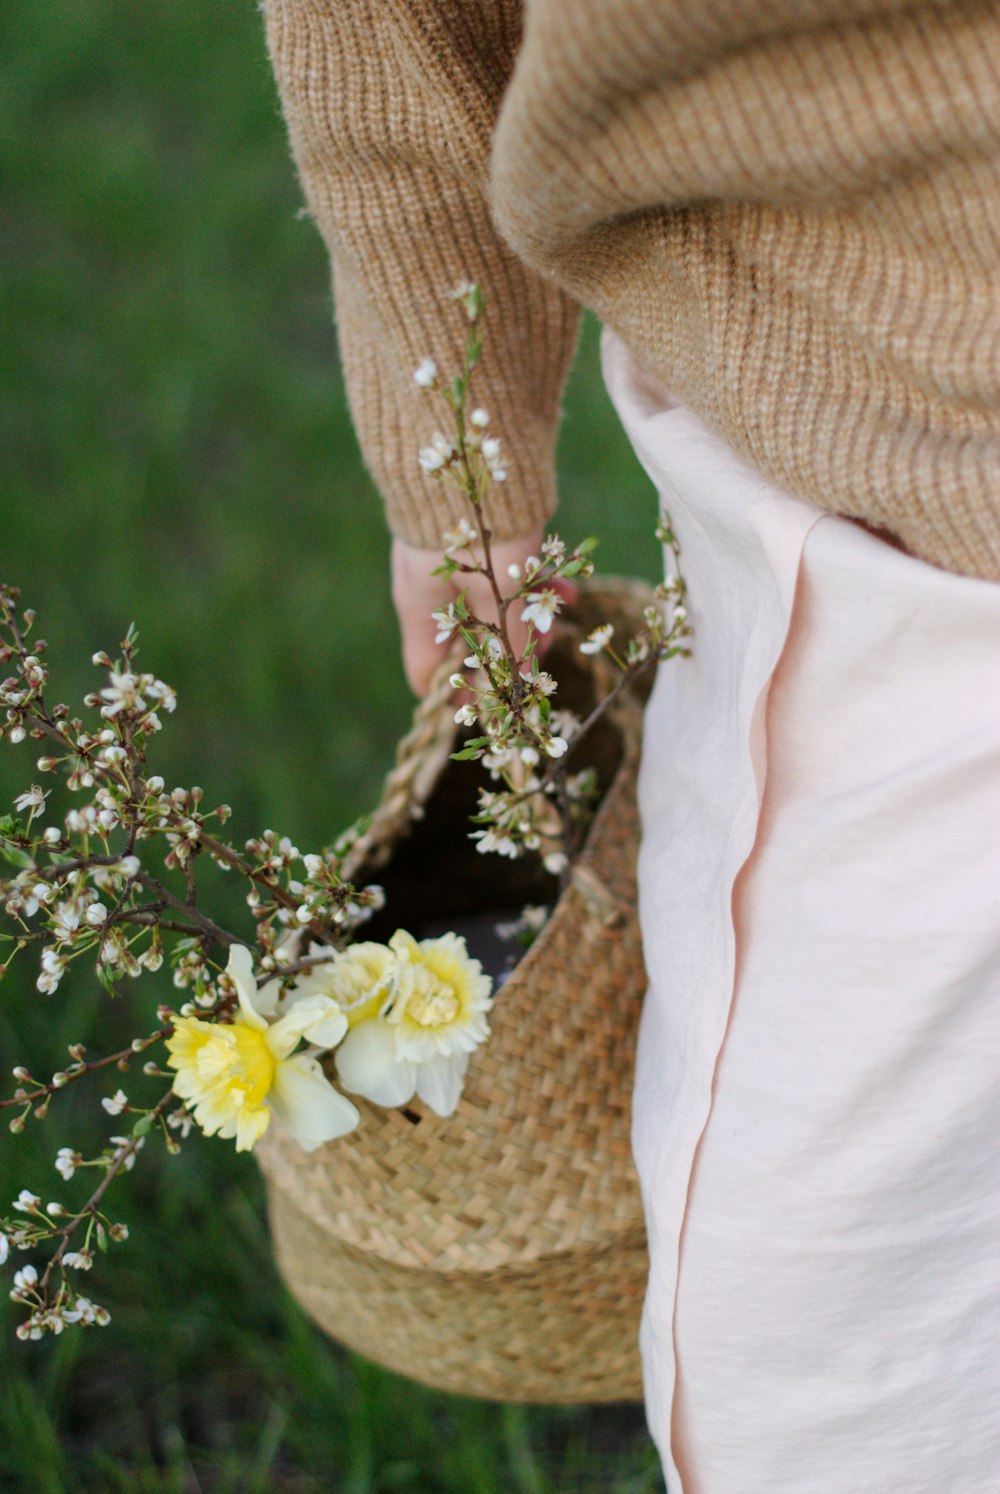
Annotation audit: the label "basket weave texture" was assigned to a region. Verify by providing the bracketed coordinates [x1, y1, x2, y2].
[255, 580, 654, 1403]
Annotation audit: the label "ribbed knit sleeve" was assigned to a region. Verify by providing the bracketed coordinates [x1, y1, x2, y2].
[263, 0, 580, 549]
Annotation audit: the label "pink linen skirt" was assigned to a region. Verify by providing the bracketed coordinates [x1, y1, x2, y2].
[602, 330, 1000, 1494]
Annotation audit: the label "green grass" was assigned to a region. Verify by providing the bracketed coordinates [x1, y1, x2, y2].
[0, 2, 663, 1488]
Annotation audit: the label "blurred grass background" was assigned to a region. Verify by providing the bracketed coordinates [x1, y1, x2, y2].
[0, 1, 664, 1489]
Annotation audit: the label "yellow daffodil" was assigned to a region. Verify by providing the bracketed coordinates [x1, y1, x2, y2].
[165, 946, 359, 1152]
[335, 930, 492, 1118]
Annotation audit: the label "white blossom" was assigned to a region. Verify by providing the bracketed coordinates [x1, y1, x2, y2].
[99, 671, 146, 718]
[55, 1148, 78, 1181]
[146, 679, 177, 713]
[109, 1136, 144, 1171]
[432, 603, 460, 645]
[14, 786, 47, 815]
[101, 1089, 128, 1116]
[413, 357, 437, 388]
[13, 1190, 40, 1213]
[480, 435, 507, 481]
[521, 590, 562, 635]
[418, 431, 455, 474]
[37, 947, 67, 994]
[63, 1250, 94, 1271]
[51, 903, 82, 942]
[442, 516, 478, 553]
[580, 624, 614, 655]
[12, 1264, 38, 1296]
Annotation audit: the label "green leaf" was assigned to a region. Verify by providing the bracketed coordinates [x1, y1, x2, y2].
[96, 964, 118, 997]
[0, 814, 19, 836]
[131, 1114, 154, 1139]
[450, 746, 486, 762]
[0, 846, 33, 869]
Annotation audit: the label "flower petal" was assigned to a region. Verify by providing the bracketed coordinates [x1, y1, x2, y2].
[414, 1052, 469, 1117]
[266, 994, 348, 1059]
[270, 1054, 360, 1151]
[335, 1020, 416, 1108]
[226, 945, 269, 1027]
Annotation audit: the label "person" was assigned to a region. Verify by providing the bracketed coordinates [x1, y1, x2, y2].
[262, 3, 1000, 1489]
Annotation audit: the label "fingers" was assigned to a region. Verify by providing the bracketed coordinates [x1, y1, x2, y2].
[391, 529, 548, 696]
[391, 539, 456, 697]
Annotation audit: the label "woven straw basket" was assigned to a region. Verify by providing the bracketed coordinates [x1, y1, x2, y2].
[255, 579, 653, 1403]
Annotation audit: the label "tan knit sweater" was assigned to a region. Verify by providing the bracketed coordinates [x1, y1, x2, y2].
[264, 0, 1000, 581]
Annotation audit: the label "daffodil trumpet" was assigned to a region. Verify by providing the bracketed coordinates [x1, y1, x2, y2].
[165, 946, 360, 1152]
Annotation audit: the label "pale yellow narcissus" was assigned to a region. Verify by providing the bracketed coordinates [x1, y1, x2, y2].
[165, 946, 360, 1152]
[285, 940, 397, 1029]
[334, 930, 492, 1118]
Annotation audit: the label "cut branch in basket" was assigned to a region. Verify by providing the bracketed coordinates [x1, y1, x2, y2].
[0, 284, 689, 1341]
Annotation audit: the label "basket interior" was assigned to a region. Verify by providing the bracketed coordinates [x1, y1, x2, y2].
[355, 633, 626, 981]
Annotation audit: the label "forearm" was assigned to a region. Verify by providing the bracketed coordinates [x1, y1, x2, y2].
[263, 0, 580, 550]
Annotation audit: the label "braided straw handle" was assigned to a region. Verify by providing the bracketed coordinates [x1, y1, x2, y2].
[339, 643, 466, 882]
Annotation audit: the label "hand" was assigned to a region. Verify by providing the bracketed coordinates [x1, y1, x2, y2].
[391, 529, 546, 696]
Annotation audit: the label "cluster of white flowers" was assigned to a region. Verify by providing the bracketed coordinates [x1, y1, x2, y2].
[10, 1261, 111, 1340]
[418, 430, 456, 476]
[90, 667, 176, 728]
[0, 286, 691, 1344]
